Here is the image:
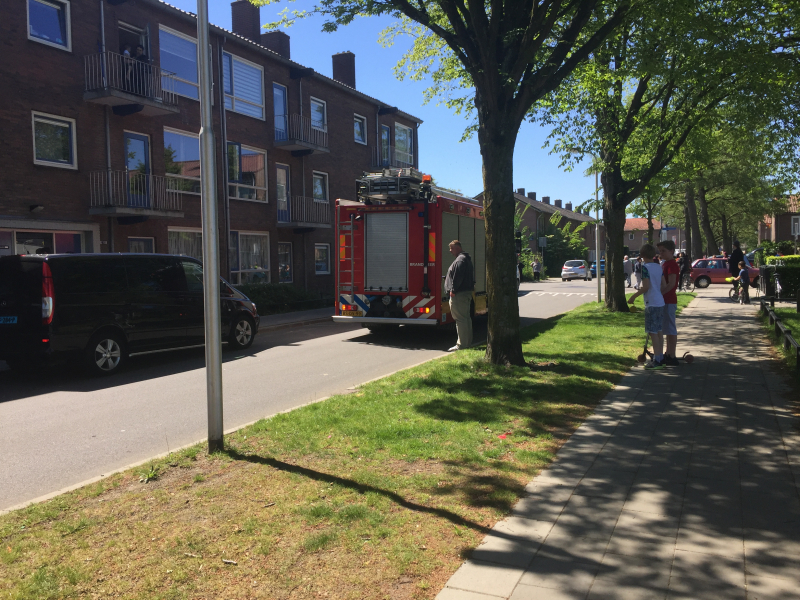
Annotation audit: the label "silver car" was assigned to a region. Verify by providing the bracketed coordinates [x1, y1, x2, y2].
[561, 259, 591, 281]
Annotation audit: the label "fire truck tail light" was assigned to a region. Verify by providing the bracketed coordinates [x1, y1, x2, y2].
[340, 304, 357, 311]
[414, 307, 431, 314]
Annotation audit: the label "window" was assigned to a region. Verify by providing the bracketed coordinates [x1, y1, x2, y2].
[312, 172, 328, 203]
[168, 229, 203, 261]
[694, 260, 707, 268]
[310, 98, 327, 131]
[159, 27, 198, 100]
[223, 53, 264, 119]
[380, 124, 390, 166]
[181, 260, 204, 292]
[792, 216, 800, 235]
[125, 256, 186, 292]
[354, 114, 367, 145]
[32, 112, 77, 169]
[315, 244, 330, 275]
[164, 129, 200, 193]
[273, 83, 288, 141]
[227, 143, 267, 201]
[28, 0, 71, 51]
[278, 242, 292, 283]
[128, 237, 154, 253]
[230, 231, 270, 284]
[628, 233, 635, 240]
[395, 123, 413, 166]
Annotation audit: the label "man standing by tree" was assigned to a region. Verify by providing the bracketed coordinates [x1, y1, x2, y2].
[445, 240, 474, 352]
[623, 255, 633, 287]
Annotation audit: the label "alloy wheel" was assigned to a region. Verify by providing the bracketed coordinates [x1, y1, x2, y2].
[94, 339, 121, 371]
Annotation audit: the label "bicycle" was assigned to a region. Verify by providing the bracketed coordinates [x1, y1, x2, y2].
[728, 279, 740, 302]
[679, 272, 695, 293]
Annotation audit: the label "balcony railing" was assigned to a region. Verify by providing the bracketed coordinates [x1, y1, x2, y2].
[277, 196, 331, 227]
[84, 51, 178, 108]
[274, 114, 329, 150]
[372, 145, 414, 169]
[90, 170, 182, 213]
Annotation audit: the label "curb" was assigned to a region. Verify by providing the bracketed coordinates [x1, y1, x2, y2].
[257, 315, 334, 333]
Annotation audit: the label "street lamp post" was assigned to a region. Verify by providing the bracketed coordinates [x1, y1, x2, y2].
[569, 148, 602, 303]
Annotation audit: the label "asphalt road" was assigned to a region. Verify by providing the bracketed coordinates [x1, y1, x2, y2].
[0, 278, 602, 511]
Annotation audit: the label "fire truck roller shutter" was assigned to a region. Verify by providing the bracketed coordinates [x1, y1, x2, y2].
[441, 212, 459, 297]
[365, 212, 409, 291]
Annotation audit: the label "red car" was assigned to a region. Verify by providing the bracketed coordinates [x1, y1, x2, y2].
[690, 257, 759, 289]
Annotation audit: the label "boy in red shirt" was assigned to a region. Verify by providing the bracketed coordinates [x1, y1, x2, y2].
[657, 240, 680, 366]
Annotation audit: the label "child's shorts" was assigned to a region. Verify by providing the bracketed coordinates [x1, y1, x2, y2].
[644, 306, 664, 334]
[662, 304, 677, 335]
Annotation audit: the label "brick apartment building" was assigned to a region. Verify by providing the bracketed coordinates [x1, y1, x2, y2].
[624, 218, 686, 255]
[0, 0, 421, 293]
[758, 196, 800, 248]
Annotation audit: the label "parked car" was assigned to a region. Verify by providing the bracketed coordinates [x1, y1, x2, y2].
[690, 257, 759, 289]
[562, 260, 592, 281]
[590, 260, 605, 277]
[0, 254, 259, 376]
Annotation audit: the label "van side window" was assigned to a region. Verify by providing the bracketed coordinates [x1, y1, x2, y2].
[181, 261, 203, 293]
[54, 258, 127, 294]
[125, 257, 186, 292]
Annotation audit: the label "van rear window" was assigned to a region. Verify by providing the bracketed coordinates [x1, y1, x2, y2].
[50, 257, 128, 294]
[0, 257, 41, 304]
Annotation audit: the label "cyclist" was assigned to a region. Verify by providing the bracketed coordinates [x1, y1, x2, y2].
[733, 260, 750, 304]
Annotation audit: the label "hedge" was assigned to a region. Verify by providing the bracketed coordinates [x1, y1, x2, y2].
[765, 255, 800, 266]
[234, 283, 333, 315]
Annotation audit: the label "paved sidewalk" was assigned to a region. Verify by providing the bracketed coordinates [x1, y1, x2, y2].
[437, 288, 800, 600]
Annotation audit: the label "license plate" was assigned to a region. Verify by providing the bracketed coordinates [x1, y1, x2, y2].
[341, 310, 363, 317]
[0, 316, 18, 324]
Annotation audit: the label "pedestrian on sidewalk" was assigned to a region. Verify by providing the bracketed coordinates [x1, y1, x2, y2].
[531, 257, 541, 282]
[633, 256, 643, 289]
[444, 240, 474, 352]
[623, 255, 633, 287]
[657, 240, 680, 366]
[733, 260, 751, 304]
[628, 244, 665, 369]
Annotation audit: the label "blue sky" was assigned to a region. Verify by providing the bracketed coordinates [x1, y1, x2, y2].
[167, 0, 595, 203]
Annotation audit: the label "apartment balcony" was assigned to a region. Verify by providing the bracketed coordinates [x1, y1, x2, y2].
[277, 196, 332, 230]
[274, 115, 329, 156]
[371, 145, 414, 169]
[83, 52, 180, 116]
[88, 170, 184, 219]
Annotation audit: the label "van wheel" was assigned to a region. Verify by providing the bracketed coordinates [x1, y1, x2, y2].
[86, 331, 127, 375]
[229, 315, 255, 350]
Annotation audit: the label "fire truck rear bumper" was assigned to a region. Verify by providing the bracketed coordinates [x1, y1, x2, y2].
[332, 316, 438, 326]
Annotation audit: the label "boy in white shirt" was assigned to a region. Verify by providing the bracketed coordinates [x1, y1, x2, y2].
[627, 244, 665, 370]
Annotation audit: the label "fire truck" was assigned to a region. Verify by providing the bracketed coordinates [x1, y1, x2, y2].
[332, 168, 487, 330]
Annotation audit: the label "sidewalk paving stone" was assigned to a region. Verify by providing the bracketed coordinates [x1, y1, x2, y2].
[436, 289, 800, 599]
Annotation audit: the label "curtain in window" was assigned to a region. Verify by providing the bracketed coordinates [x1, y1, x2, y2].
[239, 234, 269, 271]
[168, 231, 203, 261]
[278, 243, 292, 282]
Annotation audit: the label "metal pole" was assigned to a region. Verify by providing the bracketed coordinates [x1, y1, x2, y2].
[197, 0, 224, 453]
[595, 168, 601, 302]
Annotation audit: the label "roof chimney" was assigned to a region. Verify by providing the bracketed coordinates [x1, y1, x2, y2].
[565, 202, 573, 211]
[555, 199, 562, 208]
[231, 0, 260, 43]
[516, 188, 525, 197]
[542, 196, 550, 205]
[260, 30, 290, 58]
[527, 192, 536, 201]
[332, 51, 356, 89]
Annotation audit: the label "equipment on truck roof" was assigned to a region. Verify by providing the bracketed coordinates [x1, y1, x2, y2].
[356, 169, 478, 205]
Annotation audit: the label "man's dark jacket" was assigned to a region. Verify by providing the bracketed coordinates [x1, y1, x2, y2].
[729, 247, 744, 275]
[445, 252, 475, 294]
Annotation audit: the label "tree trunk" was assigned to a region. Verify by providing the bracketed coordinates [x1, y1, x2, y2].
[696, 186, 718, 256]
[685, 185, 704, 258]
[601, 171, 629, 312]
[646, 205, 655, 245]
[477, 101, 524, 366]
[720, 213, 731, 255]
[683, 202, 693, 262]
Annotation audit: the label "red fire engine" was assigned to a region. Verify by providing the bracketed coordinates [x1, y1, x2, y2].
[332, 168, 488, 330]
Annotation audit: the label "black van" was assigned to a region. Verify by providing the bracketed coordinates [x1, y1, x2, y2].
[0, 254, 260, 375]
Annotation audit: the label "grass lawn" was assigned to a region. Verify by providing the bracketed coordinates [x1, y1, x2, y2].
[760, 306, 800, 375]
[0, 294, 694, 600]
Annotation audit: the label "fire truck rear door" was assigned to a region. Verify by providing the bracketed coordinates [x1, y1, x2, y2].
[365, 212, 408, 291]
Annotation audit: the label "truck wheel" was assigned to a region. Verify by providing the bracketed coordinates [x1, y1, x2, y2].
[229, 314, 255, 350]
[86, 330, 127, 376]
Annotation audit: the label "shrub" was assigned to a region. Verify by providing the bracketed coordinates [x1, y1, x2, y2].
[234, 283, 333, 315]
[773, 265, 800, 299]
[765, 255, 800, 266]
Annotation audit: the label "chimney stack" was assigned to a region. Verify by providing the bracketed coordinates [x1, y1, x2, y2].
[332, 51, 356, 89]
[565, 202, 573, 211]
[516, 188, 525, 197]
[555, 199, 562, 208]
[261, 31, 290, 58]
[231, 0, 261, 43]
[527, 192, 537, 201]
[542, 196, 550, 204]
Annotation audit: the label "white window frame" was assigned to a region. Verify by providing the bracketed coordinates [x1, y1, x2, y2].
[230, 230, 270, 284]
[168, 227, 203, 261]
[223, 52, 265, 120]
[277, 241, 293, 284]
[310, 97, 327, 132]
[227, 143, 268, 203]
[394, 122, 414, 161]
[311, 171, 329, 204]
[127, 236, 155, 253]
[27, 0, 72, 52]
[31, 111, 78, 170]
[315, 243, 331, 275]
[792, 216, 800, 236]
[163, 127, 200, 195]
[628, 233, 635, 240]
[353, 113, 368, 145]
[159, 25, 199, 101]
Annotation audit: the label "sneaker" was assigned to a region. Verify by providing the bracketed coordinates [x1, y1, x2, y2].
[664, 354, 680, 367]
[645, 358, 665, 370]
[447, 345, 460, 352]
